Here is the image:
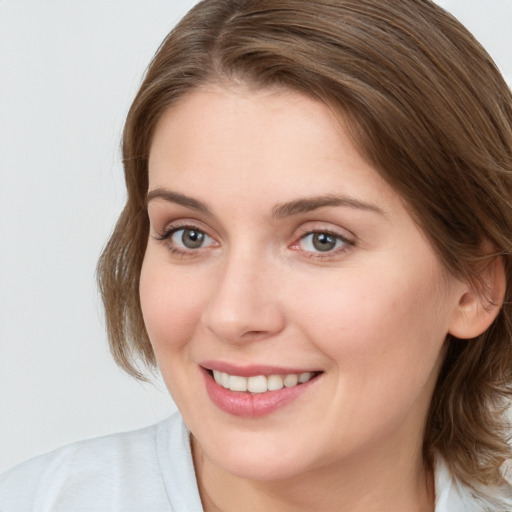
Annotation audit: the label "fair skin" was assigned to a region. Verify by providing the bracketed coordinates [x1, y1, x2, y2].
[140, 84, 479, 512]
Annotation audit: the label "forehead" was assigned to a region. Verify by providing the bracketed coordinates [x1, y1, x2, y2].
[149, 84, 348, 165]
[150, 84, 352, 161]
[147, 85, 405, 218]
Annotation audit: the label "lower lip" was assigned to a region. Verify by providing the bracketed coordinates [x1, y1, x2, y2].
[202, 368, 319, 418]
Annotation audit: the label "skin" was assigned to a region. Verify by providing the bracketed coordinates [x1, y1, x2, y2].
[140, 84, 477, 512]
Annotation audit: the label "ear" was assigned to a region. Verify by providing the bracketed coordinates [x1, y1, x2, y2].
[448, 256, 506, 339]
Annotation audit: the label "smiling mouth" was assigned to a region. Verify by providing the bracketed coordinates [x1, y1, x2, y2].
[208, 369, 321, 393]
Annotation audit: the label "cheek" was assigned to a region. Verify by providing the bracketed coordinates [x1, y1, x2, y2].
[293, 264, 451, 382]
[294, 267, 452, 443]
[139, 254, 206, 356]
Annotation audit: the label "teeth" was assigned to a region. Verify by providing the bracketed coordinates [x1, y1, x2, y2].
[267, 375, 284, 391]
[229, 375, 247, 392]
[247, 375, 267, 393]
[283, 374, 298, 387]
[299, 372, 313, 383]
[212, 370, 316, 393]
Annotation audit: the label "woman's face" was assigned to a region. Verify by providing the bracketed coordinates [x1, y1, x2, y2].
[140, 85, 466, 480]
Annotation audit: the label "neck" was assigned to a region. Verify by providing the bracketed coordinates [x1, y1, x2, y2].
[192, 434, 435, 512]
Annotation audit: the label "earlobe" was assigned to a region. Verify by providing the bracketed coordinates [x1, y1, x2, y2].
[448, 256, 506, 340]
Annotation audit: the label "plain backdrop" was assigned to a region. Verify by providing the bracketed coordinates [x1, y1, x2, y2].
[1, 0, 511, 474]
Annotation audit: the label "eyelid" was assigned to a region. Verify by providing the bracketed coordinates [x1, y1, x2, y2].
[293, 222, 355, 243]
[152, 218, 214, 239]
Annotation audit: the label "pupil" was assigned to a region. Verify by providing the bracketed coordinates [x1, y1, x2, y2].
[182, 229, 204, 249]
[312, 233, 336, 252]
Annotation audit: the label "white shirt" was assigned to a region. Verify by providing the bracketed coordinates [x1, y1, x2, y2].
[0, 412, 509, 511]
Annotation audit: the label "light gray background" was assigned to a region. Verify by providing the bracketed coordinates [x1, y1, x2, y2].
[1, 0, 511, 473]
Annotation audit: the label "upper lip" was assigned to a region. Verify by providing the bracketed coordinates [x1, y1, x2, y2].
[200, 360, 321, 377]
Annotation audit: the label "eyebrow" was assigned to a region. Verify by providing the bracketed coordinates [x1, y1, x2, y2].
[146, 188, 213, 216]
[272, 194, 385, 218]
[146, 188, 385, 218]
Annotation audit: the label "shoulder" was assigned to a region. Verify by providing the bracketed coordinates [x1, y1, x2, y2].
[435, 457, 512, 512]
[0, 412, 202, 512]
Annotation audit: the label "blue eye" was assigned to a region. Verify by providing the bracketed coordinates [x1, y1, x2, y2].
[170, 228, 214, 249]
[299, 232, 348, 253]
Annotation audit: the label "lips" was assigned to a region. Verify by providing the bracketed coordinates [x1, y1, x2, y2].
[200, 363, 322, 417]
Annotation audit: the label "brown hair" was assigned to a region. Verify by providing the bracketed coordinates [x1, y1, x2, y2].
[97, 0, 512, 496]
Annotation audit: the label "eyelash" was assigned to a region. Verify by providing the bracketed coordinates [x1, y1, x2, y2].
[154, 223, 354, 260]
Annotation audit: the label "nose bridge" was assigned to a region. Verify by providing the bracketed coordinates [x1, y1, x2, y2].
[200, 243, 285, 343]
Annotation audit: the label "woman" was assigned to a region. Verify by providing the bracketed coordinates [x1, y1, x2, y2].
[1, 0, 512, 510]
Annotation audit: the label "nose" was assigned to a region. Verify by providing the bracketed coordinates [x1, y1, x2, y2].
[200, 251, 286, 344]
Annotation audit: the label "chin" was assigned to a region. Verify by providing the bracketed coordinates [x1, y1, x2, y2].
[218, 456, 305, 482]
[194, 433, 314, 481]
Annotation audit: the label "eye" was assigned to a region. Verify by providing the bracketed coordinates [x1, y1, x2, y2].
[170, 227, 214, 250]
[298, 231, 350, 253]
[154, 224, 217, 255]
